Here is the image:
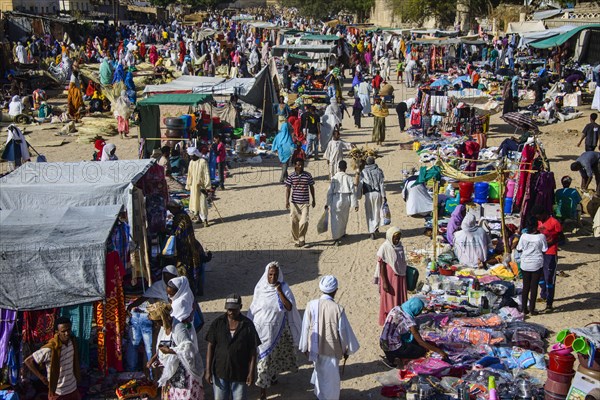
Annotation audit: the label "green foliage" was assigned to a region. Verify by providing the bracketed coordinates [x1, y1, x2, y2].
[281, 0, 373, 20]
[387, 0, 491, 29]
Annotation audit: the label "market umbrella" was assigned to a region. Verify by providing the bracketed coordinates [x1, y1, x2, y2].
[452, 76, 471, 88]
[501, 112, 540, 133]
[495, 68, 515, 77]
[430, 78, 451, 88]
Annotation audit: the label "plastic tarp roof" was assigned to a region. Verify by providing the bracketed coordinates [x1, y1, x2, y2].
[192, 77, 255, 95]
[248, 21, 277, 29]
[518, 24, 578, 48]
[0, 160, 154, 210]
[0, 205, 122, 310]
[300, 34, 340, 41]
[272, 44, 335, 56]
[138, 93, 213, 106]
[530, 24, 600, 48]
[143, 76, 225, 94]
[532, 8, 563, 20]
[506, 21, 546, 34]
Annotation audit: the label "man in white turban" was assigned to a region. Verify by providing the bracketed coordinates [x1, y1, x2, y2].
[185, 146, 211, 227]
[299, 275, 359, 400]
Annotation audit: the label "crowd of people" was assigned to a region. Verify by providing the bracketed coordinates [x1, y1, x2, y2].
[2, 5, 600, 400]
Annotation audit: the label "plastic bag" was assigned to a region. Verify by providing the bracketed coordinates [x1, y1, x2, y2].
[317, 209, 329, 234]
[162, 235, 177, 257]
[381, 201, 391, 225]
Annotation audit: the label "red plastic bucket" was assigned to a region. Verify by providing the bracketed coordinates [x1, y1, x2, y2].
[549, 351, 576, 373]
[545, 378, 573, 396]
[547, 369, 575, 383]
[459, 182, 474, 204]
[544, 388, 567, 400]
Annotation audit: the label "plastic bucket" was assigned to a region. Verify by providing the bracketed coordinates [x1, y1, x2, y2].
[506, 179, 516, 198]
[473, 182, 489, 204]
[547, 369, 576, 383]
[488, 182, 500, 202]
[544, 390, 567, 400]
[503, 197, 514, 214]
[459, 182, 474, 204]
[548, 352, 576, 374]
[578, 363, 600, 380]
[577, 352, 600, 372]
[545, 378, 573, 396]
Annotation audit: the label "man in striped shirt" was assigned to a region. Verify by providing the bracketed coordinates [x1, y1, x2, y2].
[25, 316, 80, 400]
[285, 159, 316, 247]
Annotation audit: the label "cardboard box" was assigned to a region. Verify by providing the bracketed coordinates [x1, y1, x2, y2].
[482, 203, 502, 219]
[566, 371, 600, 400]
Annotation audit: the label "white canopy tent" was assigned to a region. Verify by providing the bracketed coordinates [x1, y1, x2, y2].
[506, 21, 546, 34]
[143, 76, 225, 94]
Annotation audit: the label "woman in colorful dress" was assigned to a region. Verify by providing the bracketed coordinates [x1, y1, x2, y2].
[375, 227, 408, 326]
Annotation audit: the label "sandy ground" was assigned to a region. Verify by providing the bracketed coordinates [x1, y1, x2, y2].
[1, 73, 599, 400]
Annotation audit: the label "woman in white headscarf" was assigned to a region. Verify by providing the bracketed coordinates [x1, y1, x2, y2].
[1, 124, 30, 170]
[320, 98, 342, 151]
[248, 262, 301, 400]
[453, 213, 491, 267]
[114, 90, 132, 138]
[8, 95, 23, 117]
[100, 143, 118, 161]
[166, 276, 195, 323]
[375, 227, 408, 326]
[147, 301, 204, 400]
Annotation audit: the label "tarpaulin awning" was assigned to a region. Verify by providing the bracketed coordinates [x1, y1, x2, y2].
[143, 76, 225, 94]
[300, 34, 340, 41]
[248, 21, 277, 29]
[506, 21, 546, 34]
[0, 205, 122, 310]
[518, 24, 578, 48]
[530, 24, 600, 48]
[272, 44, 335, 56]
[0, 160, 155, 210]
[137, 93, 213, 106]
[192, 77, 255, 95]
[532, 9, 563, 20]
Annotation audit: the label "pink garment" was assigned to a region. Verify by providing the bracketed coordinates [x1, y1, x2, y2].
[216, 142, 226, 163]
[379, 260, 408, 326]
[117, 116, 129, 134]
[514, 144, 536, 212]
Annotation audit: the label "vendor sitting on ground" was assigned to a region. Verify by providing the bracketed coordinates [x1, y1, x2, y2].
[554, 176, 582, 221]
[538, 98, 556, 123]
[452, 213, 491, 267]
[380, 297, 448, 368]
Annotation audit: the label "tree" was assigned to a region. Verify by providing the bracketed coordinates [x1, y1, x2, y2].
[281, 0, 373, 20]
[387, 0, 490, 29]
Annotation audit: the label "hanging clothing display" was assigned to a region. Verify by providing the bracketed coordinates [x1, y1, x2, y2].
[0, 309, 17, 368]
[430, 96, 448, 114]
[96, 251, 126, 374]
[514, 144, 536, 212]
[410, 107, 422, 128]
[112, 221, 130, 270]
[60, 304, 93, 368]
[136, 164, 168, 233]
[22, 309, 58, 344]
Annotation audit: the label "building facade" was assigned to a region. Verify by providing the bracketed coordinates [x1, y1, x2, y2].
[1, 0, 59, 14]
[59, 0, 92, 13]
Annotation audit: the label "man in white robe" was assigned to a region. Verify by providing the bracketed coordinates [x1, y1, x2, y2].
[358, 157, 386, 240]
[14, 42, 26, 64]
[185, 147, 211, 227]
[299, 276, 359, 400]
[325, 161, 358, 245]
[356, 80, 372, 116]
[324, 130, 354, 179]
